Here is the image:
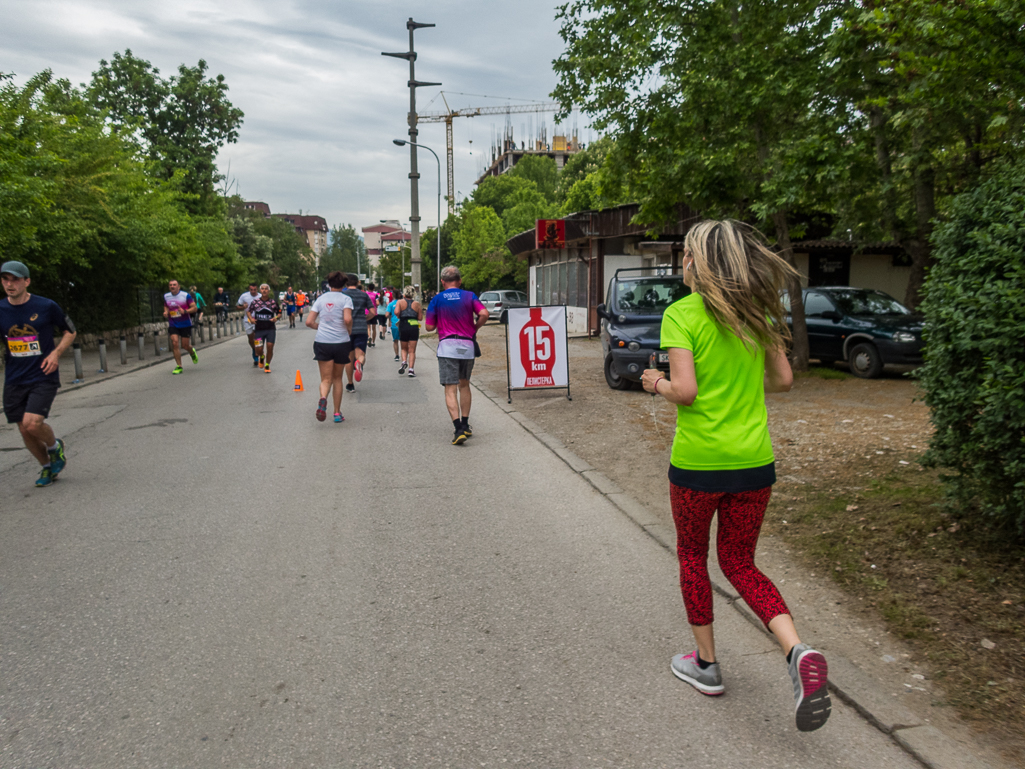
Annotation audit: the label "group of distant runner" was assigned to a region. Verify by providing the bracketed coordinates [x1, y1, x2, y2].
[0, 261, 490, 490]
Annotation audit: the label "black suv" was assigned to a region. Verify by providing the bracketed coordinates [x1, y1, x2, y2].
[597, 269, 689, 389]
[786, 287, 924, 378]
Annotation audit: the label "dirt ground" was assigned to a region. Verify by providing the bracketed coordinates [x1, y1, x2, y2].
[465, 322, 1024, 765]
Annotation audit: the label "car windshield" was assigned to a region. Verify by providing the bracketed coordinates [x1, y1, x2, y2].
[829, 289, 910, 316]
[480, 292, 499, 301]
[614, 278, 687, 312]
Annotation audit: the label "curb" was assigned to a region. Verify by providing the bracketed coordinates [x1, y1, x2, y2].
[471, 378, 993, 769]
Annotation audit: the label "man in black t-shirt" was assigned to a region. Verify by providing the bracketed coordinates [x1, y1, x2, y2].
[245, 283, 281, 373]
[0, 261, 76, 487]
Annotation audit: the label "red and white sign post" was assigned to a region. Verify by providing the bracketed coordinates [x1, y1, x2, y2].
[505, 306, 571, 403]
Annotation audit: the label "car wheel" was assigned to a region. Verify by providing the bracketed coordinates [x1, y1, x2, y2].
[500, 311, 508, 324]
[848, 343, 883, 379]
[604, 354, 633, 390]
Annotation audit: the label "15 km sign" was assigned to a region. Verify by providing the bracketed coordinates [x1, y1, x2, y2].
[505, 306, 571, 403]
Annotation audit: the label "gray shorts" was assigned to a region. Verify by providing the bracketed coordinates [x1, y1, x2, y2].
[438, 357, 474, 385]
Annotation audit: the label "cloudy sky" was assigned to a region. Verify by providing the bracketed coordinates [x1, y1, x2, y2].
[3, 0, 590, 233]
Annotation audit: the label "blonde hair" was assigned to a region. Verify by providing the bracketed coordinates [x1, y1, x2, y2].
[403, 286, 415, 299]
[684, 220, 798, 352]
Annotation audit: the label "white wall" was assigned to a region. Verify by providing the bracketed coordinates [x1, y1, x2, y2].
[603, 254, 644, 305]
[849, 254, 911, 302]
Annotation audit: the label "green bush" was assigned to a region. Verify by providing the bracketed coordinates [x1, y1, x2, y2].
[920, 160, 1025, 536]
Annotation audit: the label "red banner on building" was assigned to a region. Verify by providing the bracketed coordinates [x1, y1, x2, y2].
[536, 219, 565, 249]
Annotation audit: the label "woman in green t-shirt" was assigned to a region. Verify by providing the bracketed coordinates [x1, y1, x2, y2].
[641, 220, 831, 732]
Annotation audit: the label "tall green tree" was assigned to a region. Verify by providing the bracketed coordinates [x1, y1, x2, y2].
[320, 224, 366, 278]
[827, 0, 1025, 308]
[552, 0, 845, 368]
[0, 71, 213, 329]
[87, 50, 244, 216]
[506, 154, 558, 200]
[451, 205, 524, 292]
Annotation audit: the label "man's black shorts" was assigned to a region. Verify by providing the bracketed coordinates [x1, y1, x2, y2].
[4, 379, 60, 423]
[168, 325, 192, 339]
[313, 341, 354, 365]
[351, 333, 368, 353]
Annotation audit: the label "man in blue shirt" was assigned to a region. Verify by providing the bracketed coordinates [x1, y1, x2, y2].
[0, 261, 76, 487]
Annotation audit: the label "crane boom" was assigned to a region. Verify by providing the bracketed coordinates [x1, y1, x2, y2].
[415, 99, 562, 214]
[417, 102, 560, 123]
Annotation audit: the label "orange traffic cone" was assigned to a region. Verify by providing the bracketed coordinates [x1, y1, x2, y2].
[294, 370, 304, 392]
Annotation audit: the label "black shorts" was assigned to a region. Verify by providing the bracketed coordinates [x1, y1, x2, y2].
[351, 333, 368, 353]
[4, 379, 60, 423]
[168, 325, 192, 339]
[313, 341, 354, 365]
[376, 315, 389, 326]
[399, 325, 420, 343]
[253, 328, 277, 344]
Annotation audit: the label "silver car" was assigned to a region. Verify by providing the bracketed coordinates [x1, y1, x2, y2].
[479, 290, 530, 323]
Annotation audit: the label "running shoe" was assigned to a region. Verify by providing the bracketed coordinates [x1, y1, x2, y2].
[264, 364, 271, 373]
[407, 369, 416, 378]
[259, 355, 265, 368]
[463, 423, 473, 438]
[334, 412, 344, 423]
[48, 439, 66, 477]
[35, 466, 54, 487]
[354, 360, 363, 382]
[670, 651, 724, 696]
[345, 383, 355, 393]
[398, 361, 408, 375]
[172, 365, 184, 375]
[788, 644, 831, 731]
[452, 428, 468, 446]
[252, 351, 259, 366]
[394, 355, 401, 362]
[190, 348, 198, 364]
[316, 397, 327, 422]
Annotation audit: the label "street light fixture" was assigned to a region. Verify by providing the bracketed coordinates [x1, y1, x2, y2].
[393, 138, 442, 293]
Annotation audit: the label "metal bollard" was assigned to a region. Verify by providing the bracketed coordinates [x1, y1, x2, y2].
[72, 342, 84, 382]
[137, 332, 145, 361]
[120, 335, 127, 365]
[98, 339, 107, 373]
[153, 328, 161, 356]
[215, 320, 221, 339]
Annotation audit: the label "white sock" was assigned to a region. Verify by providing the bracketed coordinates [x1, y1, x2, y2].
[47, 442, 59, 451]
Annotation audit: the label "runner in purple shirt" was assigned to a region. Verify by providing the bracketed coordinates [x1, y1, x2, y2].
[424, 265, 489, 445]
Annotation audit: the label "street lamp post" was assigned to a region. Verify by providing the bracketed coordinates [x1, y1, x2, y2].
[393, 139, 441, 292]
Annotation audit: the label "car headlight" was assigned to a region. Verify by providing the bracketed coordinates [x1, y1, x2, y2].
[893, 331, 916, 343]
[627, 341, 640, 351]
[618, 314, 627, 323]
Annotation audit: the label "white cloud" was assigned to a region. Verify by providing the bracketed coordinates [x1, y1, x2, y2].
[2, 0, 587, 230]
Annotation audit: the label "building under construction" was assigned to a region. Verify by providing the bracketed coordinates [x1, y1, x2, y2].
[475, 124, 583, 186]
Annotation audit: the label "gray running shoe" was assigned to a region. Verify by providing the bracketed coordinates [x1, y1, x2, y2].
[788, 644, 831, 731]
[670, 651, 724, 696]
[398, 361, 408, 375]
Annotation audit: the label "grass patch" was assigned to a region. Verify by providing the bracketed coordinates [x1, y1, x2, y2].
[766, 468, 1025, 743]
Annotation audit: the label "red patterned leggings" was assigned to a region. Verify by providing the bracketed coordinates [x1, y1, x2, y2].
[669, 483, 789, 627]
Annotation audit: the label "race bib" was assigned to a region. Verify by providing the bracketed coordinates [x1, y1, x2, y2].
[8, 336, 41, 357]
[169, 308, 183, 318]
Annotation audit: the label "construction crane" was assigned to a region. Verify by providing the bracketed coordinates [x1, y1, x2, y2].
[417, 93, 560, 215]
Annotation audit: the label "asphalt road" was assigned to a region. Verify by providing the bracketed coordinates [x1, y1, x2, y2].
[0, 326, 922, 768]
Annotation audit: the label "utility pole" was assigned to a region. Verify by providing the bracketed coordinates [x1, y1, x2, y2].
[383, 19, 439, 300]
